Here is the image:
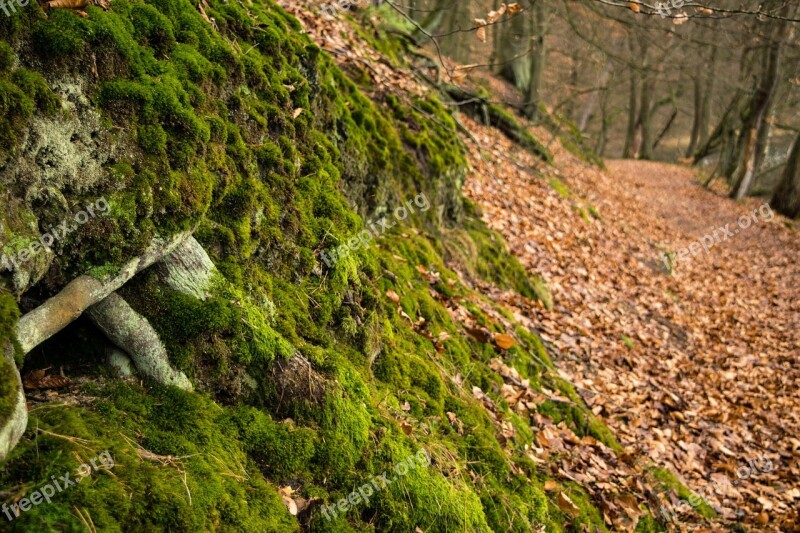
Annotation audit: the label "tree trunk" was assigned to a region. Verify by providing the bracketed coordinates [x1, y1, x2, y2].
[731, 16, 787, 199]
[594, 83, 610, 156]
[497, 2, 531, 91]
[686, 48, 717, 157]
[638, 76, 655, 160]
[771, 132, 800, 218]
[524, 0, 546, 121]
[623, 70, 639, 158]
[698, 47, 717, 149]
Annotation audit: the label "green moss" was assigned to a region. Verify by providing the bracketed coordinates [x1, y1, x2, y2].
[0, 292, 19, 347]
[0, 41, 13, 73]
[621, 334, 635, 349]
[0, 382, 299, 532]
[443, 202, 551, 307]
[0, 355, 19, 422]
[649, 466, 717, 519]
[549, 177, 572, 199]
[10, 69, 60, 114]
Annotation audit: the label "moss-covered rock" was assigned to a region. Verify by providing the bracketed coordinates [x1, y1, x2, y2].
[0, 1, 679, 531]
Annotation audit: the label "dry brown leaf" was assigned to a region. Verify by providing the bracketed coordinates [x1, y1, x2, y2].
[400, 421, 413, 435]
[466, 327, 493, 344]
[544, 479, 558, 491]
[386, 289, 401, 303]
[23, 368, 71, 390]
[507, 3, 523, 15]
[487, 4, 507, 24]
[279, 486, 298, 515]
[627, 2, 640, 13]
[474, 22, 487, 43]
[557, 491, 581, 517]
[673, 12, 689, 24]
[494, 333, 516, 350]
[292, 108, 303, 119]
[697, 7, 713, 15]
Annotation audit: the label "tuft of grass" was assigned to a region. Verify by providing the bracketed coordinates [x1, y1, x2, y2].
[549, 177, 572, 199]
[621, 335, 635, 349]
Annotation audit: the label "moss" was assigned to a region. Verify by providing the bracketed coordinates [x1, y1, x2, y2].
[9, 69, 60, 114]
[549, 177, 572, 199]
[0, 41, 13, 72]
[443, 202, 551, 306]
[621, 334, 635, 349]
[0, 354, 19, 422]
[0, 382, 299, 532]
[649, 466, 717, 519]
[0, 292, 20, 347]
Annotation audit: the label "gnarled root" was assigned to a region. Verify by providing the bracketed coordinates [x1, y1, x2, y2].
[87, 293, 192, 391]
[0, 340, 27, 461]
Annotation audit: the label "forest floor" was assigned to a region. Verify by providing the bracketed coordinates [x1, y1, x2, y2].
[462, 118, 800, 531]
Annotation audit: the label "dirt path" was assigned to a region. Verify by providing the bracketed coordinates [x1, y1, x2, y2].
[462, 122, 800, 531]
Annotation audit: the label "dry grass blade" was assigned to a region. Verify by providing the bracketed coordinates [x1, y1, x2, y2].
[36, 428, 94, 452]
[73, 506, 97, 533]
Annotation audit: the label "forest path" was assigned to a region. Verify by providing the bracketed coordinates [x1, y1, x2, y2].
[462, 120, 800, 531]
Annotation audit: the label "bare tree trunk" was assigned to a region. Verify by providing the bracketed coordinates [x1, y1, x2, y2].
[524, 0, 547, 121]
[686, 48, 717, 157]
[771, 131, 800, 218]
[731, 16, 788, 199]
[698, 47, 717, 149]
[497, 2, 530, 90]
[623, 70, 639, 158]
[686, 76, 703, 156]
[638, 76, 655, 160]
[579, 62, 611, 132]
[595, 84, 610, 157]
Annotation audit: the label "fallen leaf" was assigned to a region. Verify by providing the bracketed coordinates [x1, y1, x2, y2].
[557, 491, 581, 517]
[487, 4, 507, 24]
[494, 333, 516, 350]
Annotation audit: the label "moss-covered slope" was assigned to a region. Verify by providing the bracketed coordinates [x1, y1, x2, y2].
[0, 1, 674, 531]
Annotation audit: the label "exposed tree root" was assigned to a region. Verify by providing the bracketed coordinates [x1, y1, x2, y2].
[87, 293, 192, 391]
[0, 340, 27, 462]
[155, 236, 216, 300]
[15, 231, 193, 355]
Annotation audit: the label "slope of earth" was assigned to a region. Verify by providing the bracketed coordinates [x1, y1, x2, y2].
[0, 1, 682, 532]
[462, 118, 800, 531]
